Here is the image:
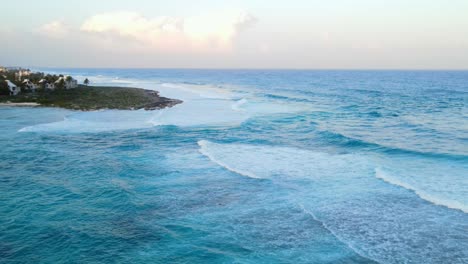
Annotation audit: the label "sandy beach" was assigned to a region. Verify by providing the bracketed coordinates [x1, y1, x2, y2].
[0, 102, 40, 107]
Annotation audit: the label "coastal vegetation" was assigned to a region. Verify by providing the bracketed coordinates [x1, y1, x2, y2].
[0, 67, 181, 110]
[0, 85, 182, 110]
[0, 68, 72, 94]
[0, 79, 9, 95]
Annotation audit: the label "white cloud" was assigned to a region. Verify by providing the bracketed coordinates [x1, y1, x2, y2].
[79, 9, 256, 52]
[37, 21, 69, 37]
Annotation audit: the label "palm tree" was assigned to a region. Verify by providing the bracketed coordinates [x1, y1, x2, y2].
[0, 80, 9, 95]
[84, 78, 90, 86]
[56, 79, 65, 90]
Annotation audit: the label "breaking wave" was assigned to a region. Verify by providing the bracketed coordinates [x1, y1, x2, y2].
[197, 140, 468, 263]
[375, 167, 467, 213]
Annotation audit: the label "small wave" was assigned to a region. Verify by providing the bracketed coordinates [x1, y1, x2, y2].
[375, 168, 467, 213]
[197, 140, 261, 179]
[160, 82, 234, 100]
[367, 111, 382, 118]
[231, 98, 248, 112]
[264, 93, 291, 100]
[110, 79, 134, 84]
[196, 140, 365, 180]
[317, 129, 468, 161]
[298, 204, 378, 263]
[263, 93, 314, 103]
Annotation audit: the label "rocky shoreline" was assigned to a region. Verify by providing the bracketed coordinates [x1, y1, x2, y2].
[0, 85, 182, 111]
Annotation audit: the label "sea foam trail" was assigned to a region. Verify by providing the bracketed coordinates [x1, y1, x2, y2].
[198, 140, 260, 179]
[18, 110, 157, 133]
[197, 140, 468, 264]
[19, 80, 309, 132]
[231, 98, 248, 112]
[298, 204, 379, 264]
[196, 140, 355, 180]
[17, 82, 247, 132]
[375, 168, 467, 213]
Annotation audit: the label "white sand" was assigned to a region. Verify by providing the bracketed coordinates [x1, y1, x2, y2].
[0, 102, 40, 107]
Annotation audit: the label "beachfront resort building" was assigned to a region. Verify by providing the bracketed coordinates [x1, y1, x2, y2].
[38, 79, 56, 91]
[55, 76, 78, 89]
[6, 80, 20, 95]
[22, 79, 37, 92]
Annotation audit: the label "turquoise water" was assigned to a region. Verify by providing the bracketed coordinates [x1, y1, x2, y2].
[1, 70, 467, 263]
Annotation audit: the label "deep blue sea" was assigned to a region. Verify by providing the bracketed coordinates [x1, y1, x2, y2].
[1, 69, 467, 263]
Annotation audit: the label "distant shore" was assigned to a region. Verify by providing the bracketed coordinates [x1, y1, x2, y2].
[0, 85, 182, 111]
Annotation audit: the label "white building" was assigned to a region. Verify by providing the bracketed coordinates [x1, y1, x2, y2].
[22, 79, 37, 92]
[38, 79, 55, 91]
[6, 80, 20, 95]
[55, 76, 78, 89]
[15, 69, 31, 81]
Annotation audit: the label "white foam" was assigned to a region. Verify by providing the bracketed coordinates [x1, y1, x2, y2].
[148, 99, 250, 127]
[18, 80, 248, 132]
[231, 98, 248, 112]
[198, 140, 260, 178]
[159, 83, 236, 100]
[19, 78, 310, 132]
[197, 140, 368, 180]
[19, 110, 156, 132]
[197, 140, 468, 263]
[200, 139, 468, 214]
[298, 204, 378, 263]
[375, 167, 467, 213]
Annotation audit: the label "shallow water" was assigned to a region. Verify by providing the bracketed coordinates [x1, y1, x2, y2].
[1, 69, 467, 263]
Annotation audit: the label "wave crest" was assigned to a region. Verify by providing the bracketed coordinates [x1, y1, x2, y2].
[198, 140, 261, 179]
[375, 167, 467, 213]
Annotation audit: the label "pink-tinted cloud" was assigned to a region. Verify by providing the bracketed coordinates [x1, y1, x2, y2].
[37, 21, 70, 38]
[79, 10, 257, 52]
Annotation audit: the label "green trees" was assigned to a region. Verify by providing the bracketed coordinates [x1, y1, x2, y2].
[45, 74, 52, 82]
[28, 72, 43, 83]
[20, 82, 31, 93]
[45, 74, 59, 83]
[0, 80, 9, 95]
[56, 79, 65, 90]
[0, 69, 92, 95]
[3, 72, 18, 85]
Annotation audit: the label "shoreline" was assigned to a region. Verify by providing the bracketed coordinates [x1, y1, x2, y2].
[0, 102, 40, 107]
[0, 85, 182, 111]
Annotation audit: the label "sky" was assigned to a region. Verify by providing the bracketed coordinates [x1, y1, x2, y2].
[1, 0, 468, 69]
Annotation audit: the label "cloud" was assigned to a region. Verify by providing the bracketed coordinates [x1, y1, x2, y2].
[37, 21, 69, 37]
[79, 9, 256, 52]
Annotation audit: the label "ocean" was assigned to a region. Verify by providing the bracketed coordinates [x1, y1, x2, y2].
[1, 69, 467, 263]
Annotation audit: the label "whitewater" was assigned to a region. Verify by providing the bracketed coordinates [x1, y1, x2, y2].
[1, 69, 467, 263]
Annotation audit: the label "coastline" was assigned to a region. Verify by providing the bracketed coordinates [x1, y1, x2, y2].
[0, 85, 182, 111]
[1, 69, 466, 264]
[0, 102, 40, 107]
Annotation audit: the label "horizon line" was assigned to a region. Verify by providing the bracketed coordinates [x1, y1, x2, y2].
[22, 66, 468, 71]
